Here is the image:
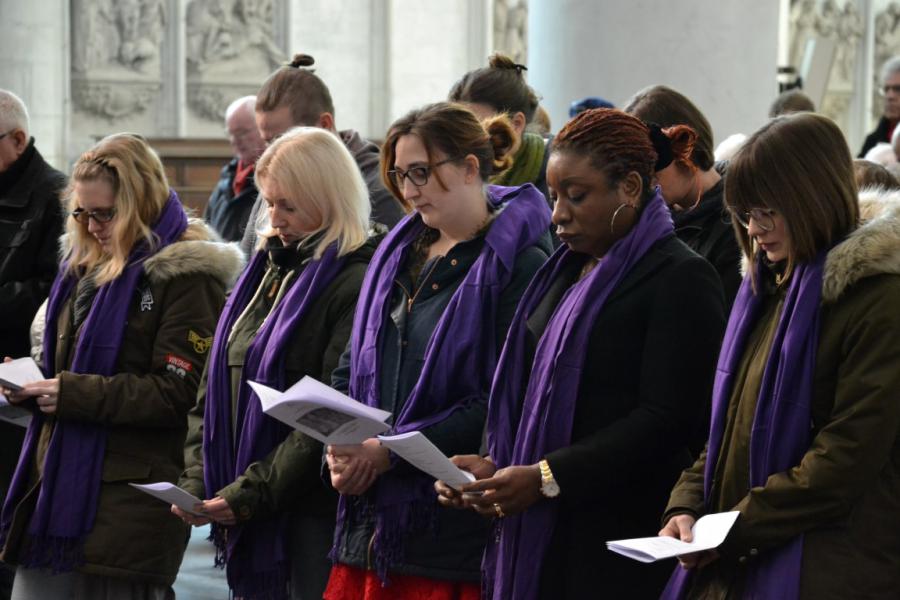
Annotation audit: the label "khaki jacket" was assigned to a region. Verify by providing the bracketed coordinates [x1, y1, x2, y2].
[1, 220, 243, 586]
[665, 191, 900, 599]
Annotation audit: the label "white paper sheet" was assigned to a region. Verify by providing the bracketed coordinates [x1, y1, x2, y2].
[129, 482, 204, 516]
[377, 431, 477, 489]
[606, 511, 740, 563]
[248, 376, 391, 445]
[0, 357, 44, 391]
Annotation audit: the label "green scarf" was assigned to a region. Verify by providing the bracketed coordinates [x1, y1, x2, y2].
[491, 132, 546, 187]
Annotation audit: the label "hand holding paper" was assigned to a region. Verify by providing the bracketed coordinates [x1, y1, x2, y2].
[0, 357, 44, 392]
[606, 511, 739, 563]
[130, 482, 204, 517]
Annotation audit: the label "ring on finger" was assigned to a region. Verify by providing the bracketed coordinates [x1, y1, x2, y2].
[493, 503, 505, 518]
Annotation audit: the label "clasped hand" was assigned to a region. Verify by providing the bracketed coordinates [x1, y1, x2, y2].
[171, 496, 235, 527]
[434, 455, 543, 517]
[326, 438, 391, 496]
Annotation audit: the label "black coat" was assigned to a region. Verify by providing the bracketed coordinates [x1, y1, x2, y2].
[525, 235, 726, 600]
[0, 140, 65, 509]
[0, 139, 66, 358]
[204, 158, 259, 243]
[858, 116, 894, 158]
[672, 166, 742, 306]
[331, 230, 550, 582]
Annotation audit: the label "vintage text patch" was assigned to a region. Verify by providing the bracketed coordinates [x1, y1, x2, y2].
[165, 353, 193, 379]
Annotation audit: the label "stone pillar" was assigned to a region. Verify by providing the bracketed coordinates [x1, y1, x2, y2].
[527, 0, 780, 143]
[0, 0, 68, 170]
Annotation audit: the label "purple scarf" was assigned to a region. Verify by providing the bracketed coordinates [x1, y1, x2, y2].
[0, 192, 188, 571]
[333, 184, 550, 581]
[660, 254, 825, 600]
[203, 240, 346, 600]
[484, 191, 674, 600]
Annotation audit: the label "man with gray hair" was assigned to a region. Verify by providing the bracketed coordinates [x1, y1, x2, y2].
[205, 95, 266, 242]
[0, 88, 65, 600]
[860, 56, 900, 157]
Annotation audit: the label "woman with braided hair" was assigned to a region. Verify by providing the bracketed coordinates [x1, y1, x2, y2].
[435, 108, 726, 599]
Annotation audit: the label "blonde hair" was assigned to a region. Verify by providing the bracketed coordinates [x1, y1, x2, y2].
[64, 133, 171, 285]
[254, 127, 370, 257]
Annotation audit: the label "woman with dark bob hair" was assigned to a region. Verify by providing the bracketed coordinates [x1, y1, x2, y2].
[625, 84, 742, 304]
[324, 102, 551, 599]
[660, 113, 900, 599]
[435, 108, 726, 599]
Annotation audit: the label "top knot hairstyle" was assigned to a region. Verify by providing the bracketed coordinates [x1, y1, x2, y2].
[256, 53, 335, 125]
[554, 108, 698, 201]
[448, 53, 540, 123]
[380, 102, 516, 211]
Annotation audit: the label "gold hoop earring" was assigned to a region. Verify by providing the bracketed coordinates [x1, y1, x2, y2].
[610, 203, 637, 236]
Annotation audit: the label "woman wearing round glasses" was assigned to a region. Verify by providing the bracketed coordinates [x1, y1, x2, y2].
[660, 112, 900, 599]
[323, 102, 551, 599]
[0, 133, 243, 599]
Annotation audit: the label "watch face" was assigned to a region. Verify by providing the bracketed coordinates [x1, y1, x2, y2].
[542, 482, 560, 498]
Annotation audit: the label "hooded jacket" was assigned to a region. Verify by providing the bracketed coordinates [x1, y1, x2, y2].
[0, 220, 244, 586]
[664, 189, 900, 600]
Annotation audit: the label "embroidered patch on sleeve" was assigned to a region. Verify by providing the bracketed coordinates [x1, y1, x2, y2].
[188, 330, 213, 354]
[165, 353, 193, 379]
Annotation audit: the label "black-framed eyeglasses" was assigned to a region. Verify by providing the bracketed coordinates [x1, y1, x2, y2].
[0, 129, 15, 142]
[388, 157, 459, 188]
[880, 84, 900, 96]
[731, 207, 777, 232]
[71, 207, 117, 224]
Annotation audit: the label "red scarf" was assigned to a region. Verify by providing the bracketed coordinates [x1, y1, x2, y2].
[232, 160, 254, 196]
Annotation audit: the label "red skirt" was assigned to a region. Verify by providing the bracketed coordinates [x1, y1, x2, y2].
[323, 563, 481, 600]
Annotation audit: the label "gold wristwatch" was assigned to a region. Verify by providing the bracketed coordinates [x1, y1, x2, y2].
[538, 459, 560, 498]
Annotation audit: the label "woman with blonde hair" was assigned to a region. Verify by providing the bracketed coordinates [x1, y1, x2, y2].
[661, 112, 900, 599]
[0, 133, 242, 599]
[175, 127, 379, 600]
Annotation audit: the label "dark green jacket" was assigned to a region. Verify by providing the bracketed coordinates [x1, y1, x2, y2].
[0, 220, 243, 586]
[179, 237, 377, 523]
[665, 191, 900, 600]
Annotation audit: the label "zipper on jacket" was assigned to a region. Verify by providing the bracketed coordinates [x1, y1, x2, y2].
[366, 532, 376, 570]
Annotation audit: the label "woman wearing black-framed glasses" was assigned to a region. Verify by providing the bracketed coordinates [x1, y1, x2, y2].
[323, 102, 552, 600]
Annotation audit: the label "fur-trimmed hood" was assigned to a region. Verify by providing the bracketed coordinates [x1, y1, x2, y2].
[822, 188, 900, 303]
[143, 218, 244, 287]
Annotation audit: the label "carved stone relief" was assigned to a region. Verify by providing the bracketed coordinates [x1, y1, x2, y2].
[186, 0, 285, 122]
[494, 0, 528, 64]
[71, 0, 166, 121]
[788, 0, 861, 133]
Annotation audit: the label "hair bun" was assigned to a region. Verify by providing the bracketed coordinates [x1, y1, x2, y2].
[488, 53, 527, 75]
[290, 53, 315, 68]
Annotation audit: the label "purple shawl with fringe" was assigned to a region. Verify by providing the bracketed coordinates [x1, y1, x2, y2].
[202, 241, 345, 600]
[333, 184, 550, 582]
[0, 192, 188, 571]
[660, 254, 824, 600]
[483, 191, 673, 600]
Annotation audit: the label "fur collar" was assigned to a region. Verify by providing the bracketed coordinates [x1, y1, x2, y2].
[822, 188, 900, 303]
[143, 219, 245, 287]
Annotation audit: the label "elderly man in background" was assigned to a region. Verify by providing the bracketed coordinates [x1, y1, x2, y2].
[860, 56, 900, 157]
[0, 88, 66, 600]
[205, 95, 267, 242]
